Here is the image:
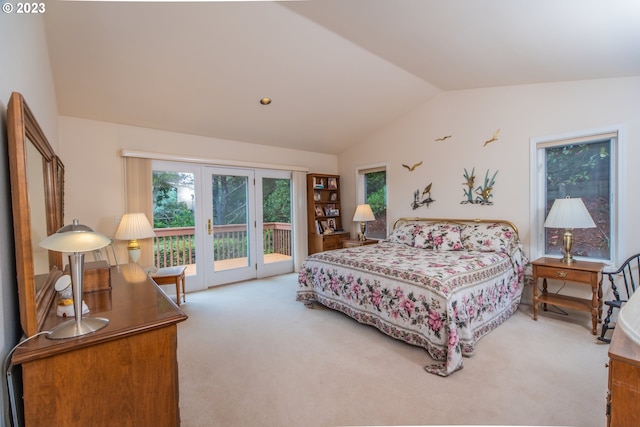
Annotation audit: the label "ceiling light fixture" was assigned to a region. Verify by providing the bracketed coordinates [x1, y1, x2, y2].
[259, 97, 272, 105]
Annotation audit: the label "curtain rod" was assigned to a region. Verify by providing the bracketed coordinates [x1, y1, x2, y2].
[119, 149, 309, 172]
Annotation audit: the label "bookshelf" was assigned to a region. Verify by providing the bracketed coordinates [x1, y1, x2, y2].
[307, 173, 349, 254]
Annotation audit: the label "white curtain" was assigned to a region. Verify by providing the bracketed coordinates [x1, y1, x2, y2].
[123, 157, 154, 267]
[292, 171, 308, 271]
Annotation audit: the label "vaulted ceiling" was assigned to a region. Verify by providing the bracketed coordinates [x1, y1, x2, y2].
[43, 0, 640, 154]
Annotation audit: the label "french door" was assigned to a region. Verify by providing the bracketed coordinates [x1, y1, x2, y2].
[152, 161, 293, 291]
[201, 167, 293, 287]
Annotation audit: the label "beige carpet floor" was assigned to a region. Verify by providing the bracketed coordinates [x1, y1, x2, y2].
[176, 273, 610, 427]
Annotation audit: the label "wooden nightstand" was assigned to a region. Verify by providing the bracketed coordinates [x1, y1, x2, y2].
[342, 239, 378, 248]
[531, 257, 606, 335]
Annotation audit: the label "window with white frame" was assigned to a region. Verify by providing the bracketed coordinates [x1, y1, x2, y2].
[531, 128, 623, 264]
[356, 165, 387, 239]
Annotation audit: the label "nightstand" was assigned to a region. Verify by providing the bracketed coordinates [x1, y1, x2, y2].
[342, 239, 378, 248]
[531, 257, 606, 335]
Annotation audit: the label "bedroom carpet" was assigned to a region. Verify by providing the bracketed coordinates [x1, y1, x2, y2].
[176, 273, 609, 427]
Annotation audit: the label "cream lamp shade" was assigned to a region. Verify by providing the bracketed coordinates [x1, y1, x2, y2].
[543, 196, 596, 263]
[353, 204, 375, 242]
[114, 213, 156, 263]
[39, 219, 111, 339]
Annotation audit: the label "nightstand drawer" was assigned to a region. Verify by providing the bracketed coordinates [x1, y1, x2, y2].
[322, 232, 349, 250]
[535, 265, 593, 283]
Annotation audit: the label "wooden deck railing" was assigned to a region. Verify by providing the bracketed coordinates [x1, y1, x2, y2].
[153, 223, 291, 269]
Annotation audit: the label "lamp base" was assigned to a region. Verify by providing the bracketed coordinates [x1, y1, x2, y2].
[359, 222, 367, 241]
[47, 317, 109, 340]
[128, 247, 141, 263]
[561, 229, 575, 264]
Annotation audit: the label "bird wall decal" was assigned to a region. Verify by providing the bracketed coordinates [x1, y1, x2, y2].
[435, 135, 452, 142]
[402, 161, 423, 172]
[411, 182, 435, 210]
[483, 128, 500, 146]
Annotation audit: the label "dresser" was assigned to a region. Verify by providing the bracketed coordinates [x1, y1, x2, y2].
[607, 326, 640, 427]
[12, 264, 188, 427]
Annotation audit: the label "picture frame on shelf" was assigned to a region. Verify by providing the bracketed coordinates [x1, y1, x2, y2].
[315, 205, 324, 216]
[327, 177, 337, 190]
[327, 218, 336, 231]
[324, 204, 335, 216]
[315, 220, 324, 234]
[330, 192, 338, 201]
[314, 191, 321, 201]
[313, 177, 325, 189]
[320, 220, 330, 233]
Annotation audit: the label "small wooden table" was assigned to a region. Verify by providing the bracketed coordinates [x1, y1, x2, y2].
[150, 266, 187, 306]
[531, 257, 605, 334]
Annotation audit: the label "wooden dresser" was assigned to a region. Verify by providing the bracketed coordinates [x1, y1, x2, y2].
[12, 264, 188, 427]
[607, 326, 640, 427]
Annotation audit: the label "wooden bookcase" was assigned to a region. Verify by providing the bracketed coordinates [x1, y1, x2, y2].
[307, 173, 349, 254]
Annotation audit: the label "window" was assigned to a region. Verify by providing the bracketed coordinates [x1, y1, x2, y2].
[531, 128, 624, 264]
[357, 165, 387, 239]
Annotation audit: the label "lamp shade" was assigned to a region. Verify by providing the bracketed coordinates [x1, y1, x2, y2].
[543, 197, 596, 229]
[352, 204, 375, 222]
[114, 213, 155, 240]
[40, 219, 111, 253]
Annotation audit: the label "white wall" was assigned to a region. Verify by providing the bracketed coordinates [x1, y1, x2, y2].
[339, 76, 640, 264]
[0, 13, 59, 427]
[58, 117, 338, 261]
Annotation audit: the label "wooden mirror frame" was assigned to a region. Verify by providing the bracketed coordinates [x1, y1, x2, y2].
[8, 92, 64, 337]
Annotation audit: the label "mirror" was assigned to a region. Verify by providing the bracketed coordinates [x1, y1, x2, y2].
[8, 92, 64, 337]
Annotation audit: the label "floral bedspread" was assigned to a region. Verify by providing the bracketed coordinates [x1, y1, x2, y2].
[296, 241, 526, 376]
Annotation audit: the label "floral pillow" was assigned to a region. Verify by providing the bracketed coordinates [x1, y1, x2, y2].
[433, 224, 464, 251]
[461, 223, 516, 252]
[385, 223, 418, 246]
[414, 223, 463, 251]
[414, 224, 439, 249]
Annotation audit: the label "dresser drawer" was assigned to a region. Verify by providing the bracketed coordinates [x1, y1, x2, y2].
[535, 265, 594, 283]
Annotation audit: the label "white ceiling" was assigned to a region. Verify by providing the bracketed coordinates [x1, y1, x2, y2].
[43, 0, 640, 155]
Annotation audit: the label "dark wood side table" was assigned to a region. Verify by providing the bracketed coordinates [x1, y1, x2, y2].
[151, 265, 187, 306]
[531, 257, 606, 334]
[342, 239, 378, 248]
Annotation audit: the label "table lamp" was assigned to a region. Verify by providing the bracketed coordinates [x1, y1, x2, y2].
[353, 204, 375, 241]
[114, 213, 156, 263]
[543, 196, 596, 263]
[40, 219, 111, 339]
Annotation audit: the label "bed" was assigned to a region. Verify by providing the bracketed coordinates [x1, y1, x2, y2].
[296, 218, 528, 376]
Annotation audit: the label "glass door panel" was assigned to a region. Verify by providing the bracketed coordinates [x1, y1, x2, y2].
[257, 171, 293, 277]
[206, 167, 256, 285]
[152, 161, 201, 291]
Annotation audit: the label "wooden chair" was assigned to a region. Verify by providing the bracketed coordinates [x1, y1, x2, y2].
[598, 253, 640, 343]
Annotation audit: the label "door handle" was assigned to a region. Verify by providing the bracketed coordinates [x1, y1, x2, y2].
[207, 219, 212, 235]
